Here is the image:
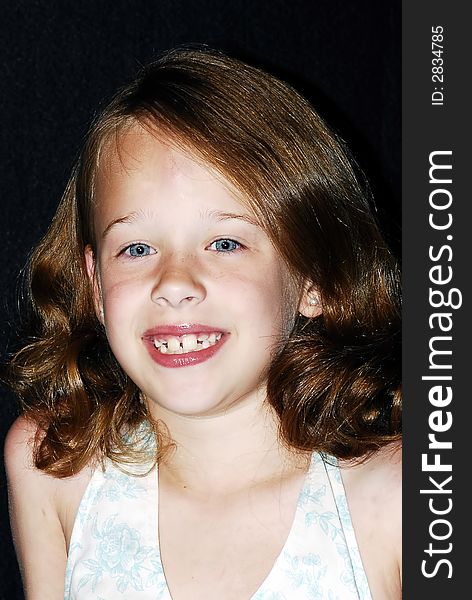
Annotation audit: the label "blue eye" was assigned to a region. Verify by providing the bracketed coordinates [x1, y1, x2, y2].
[210, 239, 241, 253]
[124, 243, 154, 257]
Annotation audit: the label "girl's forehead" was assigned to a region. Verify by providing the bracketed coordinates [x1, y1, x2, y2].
[93, 124, 257, 220]
[98, 124, 184, 176]
[97, 124, 241, 198]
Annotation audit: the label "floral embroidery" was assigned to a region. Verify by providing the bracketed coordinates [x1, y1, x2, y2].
[94, 470, 147, 503]
[76, 515, 164, 594]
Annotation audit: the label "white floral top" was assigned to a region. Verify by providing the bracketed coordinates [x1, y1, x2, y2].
[65, 451, 372, 599]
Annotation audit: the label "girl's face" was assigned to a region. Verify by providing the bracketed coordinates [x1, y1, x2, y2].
[86, 125, 313, 419]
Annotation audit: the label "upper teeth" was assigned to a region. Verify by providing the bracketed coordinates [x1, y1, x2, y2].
[153, 333, 222, 354]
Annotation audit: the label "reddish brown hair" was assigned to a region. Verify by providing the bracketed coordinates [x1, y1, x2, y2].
[7, 47, 401, 476]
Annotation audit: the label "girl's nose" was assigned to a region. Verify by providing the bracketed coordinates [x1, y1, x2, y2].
[151, 262, 206, 308]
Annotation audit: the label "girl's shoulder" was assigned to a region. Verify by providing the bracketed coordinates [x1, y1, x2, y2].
[339, 442, 402, 599]
[5, 414, 93, 527]
[339, 440, 402, 494]
[4, 414, 36, 467]
[4, 415, 55, 498]
[4, 416, 92, 598]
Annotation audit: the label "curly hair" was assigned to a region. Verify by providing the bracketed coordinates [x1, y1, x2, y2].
[7, 47, 401, 477]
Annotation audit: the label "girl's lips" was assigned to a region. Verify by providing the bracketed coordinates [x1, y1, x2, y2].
[142, 324, 228, 368]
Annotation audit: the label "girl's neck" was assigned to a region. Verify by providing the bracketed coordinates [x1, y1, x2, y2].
[150, 393, 309, 495]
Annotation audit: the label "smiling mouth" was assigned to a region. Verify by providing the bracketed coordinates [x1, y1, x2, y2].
[152, 332, 223, 355]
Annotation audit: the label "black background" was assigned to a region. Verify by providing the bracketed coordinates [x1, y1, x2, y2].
[0, 1, 400, 597]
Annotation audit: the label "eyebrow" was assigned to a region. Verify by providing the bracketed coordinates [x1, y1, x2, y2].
[101, 208, 261, 240]
[202, 210, 260, 227]
[101, 211, 141, 239]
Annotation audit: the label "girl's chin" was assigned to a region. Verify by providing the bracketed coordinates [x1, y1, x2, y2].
[147, 400, 229, 420]
[144, 388, 258, 419]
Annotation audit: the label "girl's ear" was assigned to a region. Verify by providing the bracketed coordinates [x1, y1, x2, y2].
[84, 245, 105, 324]
[298, 283, 322, 319]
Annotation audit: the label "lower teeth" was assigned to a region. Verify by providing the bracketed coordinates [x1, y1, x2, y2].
[155, 336, 220, 355]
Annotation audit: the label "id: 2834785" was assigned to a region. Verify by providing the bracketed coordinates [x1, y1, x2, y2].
[431, 25, 444, 106]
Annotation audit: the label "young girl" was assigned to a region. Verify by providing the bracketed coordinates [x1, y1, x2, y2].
[5, 47, 401, 600]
